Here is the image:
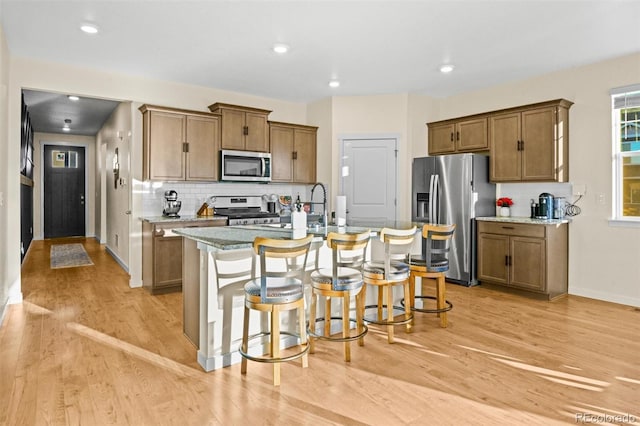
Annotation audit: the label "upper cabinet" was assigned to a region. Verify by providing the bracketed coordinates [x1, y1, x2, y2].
[427, 99, 572, 183]
[489, 99, 572, 182]
[140, 105, 221, 181]
[269, 121, 318, 183]
[208, 103, 271, 152]
[427, 116, 488, 155]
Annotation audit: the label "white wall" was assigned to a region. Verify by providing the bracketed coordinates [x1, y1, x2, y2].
[97, 102, 132, 269]
[420, 52, 640, 307]
[32, 132, 96, 240]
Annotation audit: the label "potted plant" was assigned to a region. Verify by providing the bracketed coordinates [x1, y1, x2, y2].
[496, 197, 514, 217]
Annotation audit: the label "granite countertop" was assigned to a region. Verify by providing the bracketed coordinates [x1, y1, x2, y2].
[141, 215, 228, 224]
[476, 216, 571, 225]
[174, 224, 385, 250]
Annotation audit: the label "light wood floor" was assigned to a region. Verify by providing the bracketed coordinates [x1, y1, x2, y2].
[1, 238, 639, 425]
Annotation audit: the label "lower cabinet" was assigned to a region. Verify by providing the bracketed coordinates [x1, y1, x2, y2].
[142, 219, 224, 294]
[477, 221, 567, 299]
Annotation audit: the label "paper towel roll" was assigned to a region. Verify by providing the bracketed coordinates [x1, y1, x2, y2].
[336, 196, 346, 226]
[292, 210, 307, 230]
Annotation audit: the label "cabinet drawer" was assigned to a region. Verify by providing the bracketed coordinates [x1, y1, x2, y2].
[478, 221, 545, 238]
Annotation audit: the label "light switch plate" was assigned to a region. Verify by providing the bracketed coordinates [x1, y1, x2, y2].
[573, 184, 586, 196]
[0, 191, 3, 207]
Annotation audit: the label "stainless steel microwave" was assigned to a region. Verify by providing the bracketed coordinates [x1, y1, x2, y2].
[220, 149, 272, 182]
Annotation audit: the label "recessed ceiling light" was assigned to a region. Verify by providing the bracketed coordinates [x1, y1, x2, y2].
[329, 80, 340, 88]
[68, 95, 79, 101]
[273, 44, 289, 54]
[439, 64, 455, 74]
[80, 23, 99, 34]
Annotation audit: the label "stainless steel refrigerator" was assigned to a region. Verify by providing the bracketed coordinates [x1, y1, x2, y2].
[412, 154, 496, 286]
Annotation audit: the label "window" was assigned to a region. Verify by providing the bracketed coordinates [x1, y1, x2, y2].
[612, 85, 640, 220]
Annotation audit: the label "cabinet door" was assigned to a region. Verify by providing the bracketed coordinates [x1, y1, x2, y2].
[245, 112, 269, 152]
[220, 109, 246, 150]
[154, 236, 183, 288]
[270, 125, 294, 182]
[489, 112, 522, 182]
[521, 107, 557, 181]
[510, 236, 546, 291]
[477, 233, 509, 284]
[293, 128, 316, 183]
[428, 122, 456, 155]
[456, 117, 488, 151]
[185, 115, 220, 181]
[148, 111, 186, 180]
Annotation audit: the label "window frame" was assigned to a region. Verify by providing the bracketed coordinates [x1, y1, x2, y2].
[611, 84, 640, 226]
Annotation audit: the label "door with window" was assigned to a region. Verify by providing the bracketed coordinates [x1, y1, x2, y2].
[44, 145, 86, 238]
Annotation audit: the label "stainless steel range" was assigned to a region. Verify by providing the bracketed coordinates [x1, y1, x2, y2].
[213, 195, 281, 225]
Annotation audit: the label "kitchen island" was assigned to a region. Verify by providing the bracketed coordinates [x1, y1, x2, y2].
[174, 224, 397, 372]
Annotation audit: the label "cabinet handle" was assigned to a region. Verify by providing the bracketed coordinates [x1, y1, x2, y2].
[450, 132, 454, 142]
[243, 125, 249, 136]
[520, 140, 524, 150]
[501, 226, 515, 230]
[456, 131, 460, 141]
[505, 255, 509, 266]
[183, 142, 189, 153]
[292, 151, 297, 160]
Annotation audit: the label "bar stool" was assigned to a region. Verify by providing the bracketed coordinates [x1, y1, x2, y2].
[239, 234, 313, 386]
[406, 224, 455, 328]
[308, 230, 370, 361]
[361, 226, 416, 344]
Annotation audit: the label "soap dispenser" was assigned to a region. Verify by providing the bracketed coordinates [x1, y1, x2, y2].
[291, 194, 307, 230]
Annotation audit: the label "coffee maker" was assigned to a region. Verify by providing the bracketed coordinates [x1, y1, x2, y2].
[163, 190, 181, 217]
[536, 192, 554, 220]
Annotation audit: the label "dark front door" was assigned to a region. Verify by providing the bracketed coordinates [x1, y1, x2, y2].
[44, 145, 86, 238]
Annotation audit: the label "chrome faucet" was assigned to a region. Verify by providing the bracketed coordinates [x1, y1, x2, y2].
[310, 182, 328, 225]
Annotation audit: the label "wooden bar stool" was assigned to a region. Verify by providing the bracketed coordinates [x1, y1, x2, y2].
[239, 234, 313, 386]
[360, 227, 416, 344]
[406, 224, 455, 328]
[308, 230, 370, 362]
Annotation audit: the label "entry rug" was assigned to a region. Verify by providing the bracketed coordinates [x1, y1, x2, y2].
[50, 243, 94, 269]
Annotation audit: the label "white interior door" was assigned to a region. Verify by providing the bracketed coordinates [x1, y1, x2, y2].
[341, 137, 397, 225]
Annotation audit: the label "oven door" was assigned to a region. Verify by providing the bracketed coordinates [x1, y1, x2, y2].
[221, 150, 271, 182]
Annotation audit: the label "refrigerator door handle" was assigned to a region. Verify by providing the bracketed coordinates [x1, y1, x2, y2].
[428, 174, 435, 224]
[433, 174, 440, 224]
[463, 155, 471, 272]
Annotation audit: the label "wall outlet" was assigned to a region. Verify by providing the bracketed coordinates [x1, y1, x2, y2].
[573, 184, 587, 197]
[596, 193, 606, 205]
[0, 191, 3, 206]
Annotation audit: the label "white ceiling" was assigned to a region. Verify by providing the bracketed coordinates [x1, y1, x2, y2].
[3, 1, 640, 134]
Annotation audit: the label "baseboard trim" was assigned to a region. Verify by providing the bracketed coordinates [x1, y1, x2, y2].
[105, 246, 130, 274]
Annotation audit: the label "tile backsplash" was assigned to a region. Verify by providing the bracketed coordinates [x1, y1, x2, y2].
[497, 182, 574, 217]
[141, 181, 319, 217]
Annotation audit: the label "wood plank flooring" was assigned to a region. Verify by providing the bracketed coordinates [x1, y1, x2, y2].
[1, 238, 639, 425]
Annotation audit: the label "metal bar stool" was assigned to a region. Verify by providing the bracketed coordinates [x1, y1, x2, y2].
[360, 226, 416, 344]
[405, 223, 456, 328]
[239, 234, 313, 386]
[308, 230, 370, 362]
